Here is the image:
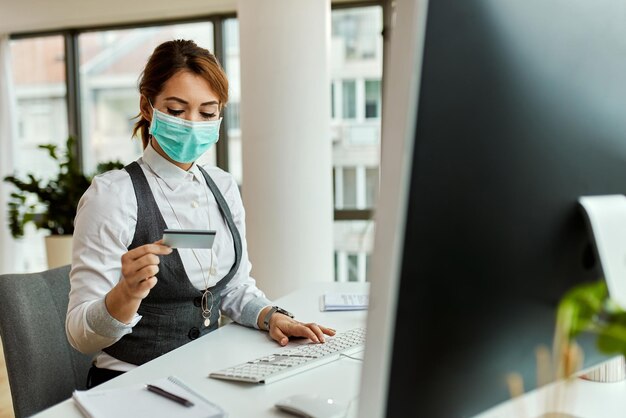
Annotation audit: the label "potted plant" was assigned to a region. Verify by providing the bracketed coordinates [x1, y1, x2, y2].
[3, 136, 123, 268]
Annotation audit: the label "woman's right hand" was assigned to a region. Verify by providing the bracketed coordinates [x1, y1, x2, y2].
[105, 240, 172, 324]
[119, 239, 173, 300]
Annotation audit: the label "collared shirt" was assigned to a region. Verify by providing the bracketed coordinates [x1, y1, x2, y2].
[66, 142, 272, 371]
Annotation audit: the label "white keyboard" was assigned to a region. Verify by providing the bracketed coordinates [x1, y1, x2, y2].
[209, 328, 366, 384]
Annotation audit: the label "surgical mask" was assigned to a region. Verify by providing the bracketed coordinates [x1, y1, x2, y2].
[149, 107, 222, 163]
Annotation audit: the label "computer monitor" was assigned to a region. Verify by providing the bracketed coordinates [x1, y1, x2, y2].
[359, 0, 626, 417]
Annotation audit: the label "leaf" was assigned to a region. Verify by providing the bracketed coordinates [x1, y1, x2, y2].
[2, 136, 123, 238]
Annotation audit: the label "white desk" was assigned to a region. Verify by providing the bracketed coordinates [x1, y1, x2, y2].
[476, 357, 626, 418]
[34, 282, 368, 418]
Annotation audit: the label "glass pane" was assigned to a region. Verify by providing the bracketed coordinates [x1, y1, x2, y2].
[10, 36, 68, 273]
[79, 23, 215, 174]
[341, 80, 356, 119]
[331, 6, 383, 280]
[333, 220, 374, 282]
[365, 79, 381, 119]
[365, 167, 379, 208]
[347, 254, 359, 282]
[223, 18, 243, 186]
[332, 7, 382, 61]
[342, 167, 357, 208]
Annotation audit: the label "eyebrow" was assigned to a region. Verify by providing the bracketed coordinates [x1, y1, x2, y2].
[163, 97, 219, 106]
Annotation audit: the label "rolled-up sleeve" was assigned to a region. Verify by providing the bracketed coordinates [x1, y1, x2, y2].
[218, 176, 272, 329]
[66, 171, 141, 354]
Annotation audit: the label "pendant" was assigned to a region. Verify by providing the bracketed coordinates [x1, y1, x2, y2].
[204, 318, 211, 327]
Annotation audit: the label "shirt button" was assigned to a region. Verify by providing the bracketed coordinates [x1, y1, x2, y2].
[191, 200, 199, 208]
[210, 267, 217, 276]
[193, 296, 202, 307]
[188, 327, 200, 340]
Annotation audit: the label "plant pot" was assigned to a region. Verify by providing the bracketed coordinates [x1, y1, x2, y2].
[45, 235, 73, 269]
[580, 355, 626, 383]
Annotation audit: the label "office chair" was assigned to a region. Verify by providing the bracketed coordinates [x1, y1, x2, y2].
[0, 265, 92, 418]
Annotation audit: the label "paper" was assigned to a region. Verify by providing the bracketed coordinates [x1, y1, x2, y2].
[320, 292, 369, 311]
[73, 376, 225, 418]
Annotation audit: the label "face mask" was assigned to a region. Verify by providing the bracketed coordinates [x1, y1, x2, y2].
[149, 106, 222, 164]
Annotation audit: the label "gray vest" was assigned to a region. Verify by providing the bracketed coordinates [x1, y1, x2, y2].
[103, 162, 242, 365]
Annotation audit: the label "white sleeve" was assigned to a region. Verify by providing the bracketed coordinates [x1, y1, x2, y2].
[218, 175, 272, 329]
[65, 171, 142, 354]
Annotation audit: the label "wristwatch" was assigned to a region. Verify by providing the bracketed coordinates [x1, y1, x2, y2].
[263, 306, 294, 331]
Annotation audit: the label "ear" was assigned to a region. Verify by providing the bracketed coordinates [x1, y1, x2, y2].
[140, 95, 153, 122]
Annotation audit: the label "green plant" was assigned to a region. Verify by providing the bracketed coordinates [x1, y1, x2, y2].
[3, 136, 124, 238]
[557, 280, 626, 356]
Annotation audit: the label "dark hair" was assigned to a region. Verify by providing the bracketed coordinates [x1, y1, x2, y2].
[133, 39, 229, 148]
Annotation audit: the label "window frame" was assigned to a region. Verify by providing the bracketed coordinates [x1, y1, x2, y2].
[9, 0, 385, 230]
[10, 13, 237, 173]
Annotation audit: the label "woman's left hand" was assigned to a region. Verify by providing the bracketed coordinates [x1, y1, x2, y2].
[268, 313, 336, 346]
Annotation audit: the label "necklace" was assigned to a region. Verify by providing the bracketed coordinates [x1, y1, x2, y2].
[151, 167, 216, 328]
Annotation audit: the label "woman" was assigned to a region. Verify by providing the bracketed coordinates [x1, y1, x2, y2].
[66, 39, 335, 388]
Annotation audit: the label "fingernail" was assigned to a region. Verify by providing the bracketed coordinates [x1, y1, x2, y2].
[281, 338, 288, 345]
[320, 337, 325, 343]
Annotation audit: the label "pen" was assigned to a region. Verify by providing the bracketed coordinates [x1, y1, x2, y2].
[146, 384, 195, 407]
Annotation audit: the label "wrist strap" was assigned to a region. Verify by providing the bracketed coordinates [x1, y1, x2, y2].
[262, 306, 294, 331]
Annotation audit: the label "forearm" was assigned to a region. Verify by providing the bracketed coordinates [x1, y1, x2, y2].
[66, 298, 140, 354]
[105, 281, 143, 324]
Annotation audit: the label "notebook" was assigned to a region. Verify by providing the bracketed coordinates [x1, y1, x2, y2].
[73, 376, 226, 418]
[319, 292, 369, 311]
[579, 195, 626, 308]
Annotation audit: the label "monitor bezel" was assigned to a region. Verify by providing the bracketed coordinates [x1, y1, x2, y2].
[356, 0, 428, 416]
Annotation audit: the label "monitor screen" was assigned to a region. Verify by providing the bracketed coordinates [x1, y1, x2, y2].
[359, 0, 626, 417]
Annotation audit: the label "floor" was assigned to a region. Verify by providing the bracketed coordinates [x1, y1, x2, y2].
[0, 340, 14, 418]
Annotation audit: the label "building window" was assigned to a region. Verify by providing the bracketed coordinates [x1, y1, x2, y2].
[341, 80, 357, 120]
[365, 167, 379, 208]
[333, 221, 374, 282]
[342, 167, 358, 209]
[365, 79, 381, 119]
[332, 8, 381, 61]
[331, 5, 383, 282]
[347, 254, 359, 282]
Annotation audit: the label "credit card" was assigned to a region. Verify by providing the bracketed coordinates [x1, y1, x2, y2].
[162, 229, 217, 249]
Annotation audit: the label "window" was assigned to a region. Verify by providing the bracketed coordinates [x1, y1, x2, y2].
[10, 35, 68, 273]
[365, 79, 381, 119]
[6, 6, 384, 279]
[334, 220, 374, 282]
[7, 17, 239, 274]
[331, 6, 383, 282]
[365, 167, 379, 208]
[341, 80, 356, 120]
[78, 23, 216, 173]
[342, 167, 357, 209]
[223, 18, 243, 185]
[332, 8, 381, 61]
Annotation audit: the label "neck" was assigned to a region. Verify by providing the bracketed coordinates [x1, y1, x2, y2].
[149, 137, 193, 171]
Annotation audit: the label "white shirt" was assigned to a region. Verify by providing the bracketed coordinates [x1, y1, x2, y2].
[66, 143, 272, 371]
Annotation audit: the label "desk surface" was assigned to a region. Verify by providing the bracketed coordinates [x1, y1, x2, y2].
[475, 362, 626, 418]
[34, 282, 368, 418]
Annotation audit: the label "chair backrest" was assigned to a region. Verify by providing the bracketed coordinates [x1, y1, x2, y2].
[0, 265, 92, 418]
